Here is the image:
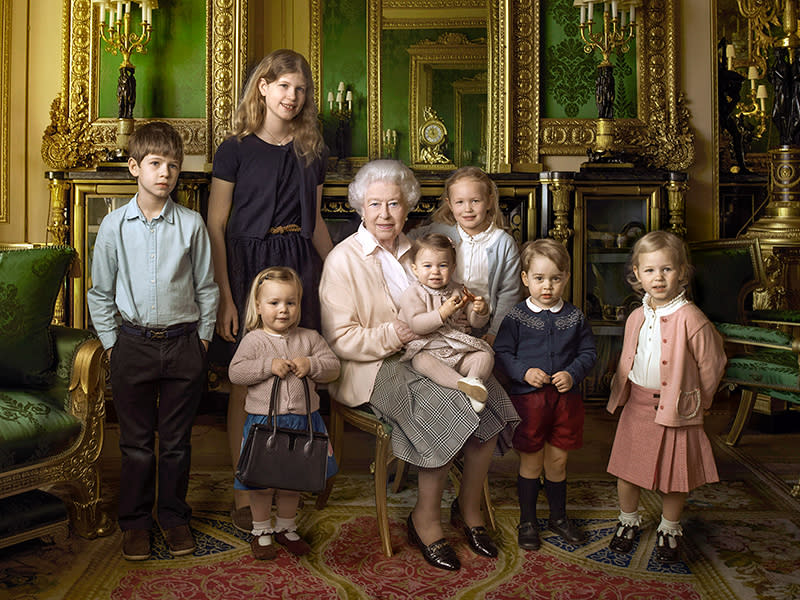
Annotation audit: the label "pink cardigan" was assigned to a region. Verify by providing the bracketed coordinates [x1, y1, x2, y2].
[607, 302, 726, 427]
[320, 234, 407, 406]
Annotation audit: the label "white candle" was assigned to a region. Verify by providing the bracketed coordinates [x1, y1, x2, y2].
[620, 10, 626, 26]
[726, 44, 735, 59]
[125, 2, 131, 13]
[338, 81, 345, 92]
[116, 1, 122, 21]
[588, 2, 594, 21]
[99, 3, 106, 22]
[611, 1, 617, 18]
[580, 6, 586, 24]
[629, 4, 635, 22]
[346, 90, 352, 110]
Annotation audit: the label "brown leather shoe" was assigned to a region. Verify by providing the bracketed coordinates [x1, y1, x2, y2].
[162, 524, 196, 556]
[250, 534, 277, 560]
[274, 530, 311, 556]
[230, 505, 253, 533]
[122, 529, 151, 561]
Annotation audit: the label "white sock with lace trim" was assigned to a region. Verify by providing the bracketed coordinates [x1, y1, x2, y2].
[274, 516, 301, 541]
[618, 510, 641, 528]
[657, 516, 682, 535]
[251, 519, 274, 546]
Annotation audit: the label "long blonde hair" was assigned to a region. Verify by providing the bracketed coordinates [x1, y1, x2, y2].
[432, 166, 506, 229]
[232, 49, 324, 166]
[244, 267, 304, 332]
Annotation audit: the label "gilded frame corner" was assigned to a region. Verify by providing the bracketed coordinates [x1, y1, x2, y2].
[48, 0, 247, 163]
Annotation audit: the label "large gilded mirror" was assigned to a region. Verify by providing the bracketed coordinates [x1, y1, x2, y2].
[312, 0, 687, 173]
[42, 0, 247, 164]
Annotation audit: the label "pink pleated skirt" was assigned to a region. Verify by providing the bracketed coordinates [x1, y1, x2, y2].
[607, 382, 719, 493]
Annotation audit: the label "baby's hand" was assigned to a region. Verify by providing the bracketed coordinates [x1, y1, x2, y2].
[524, 367, 551, 388]
[439, 291, 464, 320]
[290, 356, 311, 378]
[551, 370, 574, 393]
[271, 358, 293, 378]
[472, 296, 488, 315]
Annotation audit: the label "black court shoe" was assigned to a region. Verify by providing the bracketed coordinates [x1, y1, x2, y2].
[450, 498, 498, 558]
[407, 513, 461, 571]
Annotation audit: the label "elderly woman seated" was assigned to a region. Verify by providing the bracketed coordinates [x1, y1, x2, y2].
[319, 160, 519, 571]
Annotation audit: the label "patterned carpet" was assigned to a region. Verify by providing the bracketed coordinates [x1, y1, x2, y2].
[1, 437, 799, 600]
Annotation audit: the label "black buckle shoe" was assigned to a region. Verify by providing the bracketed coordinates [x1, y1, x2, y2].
[548, 517, 586, 544]
[450, 499, 498, 558]
[517, 521, 541, 551]
[653, 530, 682, 564]
[608, 521, 639, 554]
[407, 513, 460, 571]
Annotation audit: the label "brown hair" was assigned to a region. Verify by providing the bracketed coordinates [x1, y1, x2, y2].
[409, 232, 457, 265]
[627, 230, 691, 294]
[243, 266, 303, 332]
[432, 166, 506, 229]
[128, 121, 184, 166]
[520, 238, 570, 274]
[231, 49, 324, 166]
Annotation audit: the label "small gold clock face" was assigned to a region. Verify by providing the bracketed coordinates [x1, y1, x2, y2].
[422, 122, 445, 146]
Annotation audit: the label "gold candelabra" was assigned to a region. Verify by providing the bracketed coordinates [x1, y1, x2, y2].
[383, 129, 398, 159]
[574, 1, 640, 161]
[94, 1, 157, 158]
[327, 81, 354, 167]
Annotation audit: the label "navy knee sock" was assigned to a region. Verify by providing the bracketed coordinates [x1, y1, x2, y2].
[544, 478, 567, 522]
[517, 475, 541, 524]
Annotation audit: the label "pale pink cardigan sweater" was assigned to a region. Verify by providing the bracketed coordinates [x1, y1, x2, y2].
[320, 234, 407, 406]
[607, 302, 726, 427]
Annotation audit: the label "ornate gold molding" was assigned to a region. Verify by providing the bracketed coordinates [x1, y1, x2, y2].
[383, 18, 486, 29]
[385, 0, 485, 7]
[0, 0, 9, 222]
[45, 0, 246, 163]
[540, 0, 693, 169]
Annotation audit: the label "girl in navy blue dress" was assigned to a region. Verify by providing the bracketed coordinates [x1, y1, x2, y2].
[208, 49, 332, 532]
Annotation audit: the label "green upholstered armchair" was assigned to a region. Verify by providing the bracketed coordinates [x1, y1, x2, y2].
[689, 239, 800, 456]
[0, 245, 111, 547]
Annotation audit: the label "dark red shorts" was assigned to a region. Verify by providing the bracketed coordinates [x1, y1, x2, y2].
[510, 386, 584, 453]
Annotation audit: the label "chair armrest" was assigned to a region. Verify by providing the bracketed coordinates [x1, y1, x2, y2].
[48, 327, 105, 420]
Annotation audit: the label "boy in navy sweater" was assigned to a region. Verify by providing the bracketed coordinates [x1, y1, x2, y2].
[494, 238, 596, 551]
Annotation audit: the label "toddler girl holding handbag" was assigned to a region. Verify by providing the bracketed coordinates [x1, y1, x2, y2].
[229, 266, 340, 560]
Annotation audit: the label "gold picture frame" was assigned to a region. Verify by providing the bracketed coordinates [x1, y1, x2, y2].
[43, 0, 247, 163]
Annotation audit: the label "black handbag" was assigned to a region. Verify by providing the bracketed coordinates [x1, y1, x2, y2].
[235, 376, 329, 493]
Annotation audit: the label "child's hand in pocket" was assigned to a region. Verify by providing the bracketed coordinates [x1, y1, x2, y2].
[271, 358, 293, 378]
[290, 356, 311, 378]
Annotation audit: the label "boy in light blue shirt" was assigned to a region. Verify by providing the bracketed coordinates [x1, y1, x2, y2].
[88, 121, 218, 561]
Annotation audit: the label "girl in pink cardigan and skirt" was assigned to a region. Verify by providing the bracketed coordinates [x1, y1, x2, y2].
[606, 231, 726, 564]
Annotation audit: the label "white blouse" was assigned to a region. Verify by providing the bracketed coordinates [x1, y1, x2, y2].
[455, 223, 503, 300]
[355, 223, 415, 306]
[628, 291, 689, 389]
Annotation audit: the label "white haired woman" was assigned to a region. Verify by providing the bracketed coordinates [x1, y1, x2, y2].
[319, 159, 519, 571]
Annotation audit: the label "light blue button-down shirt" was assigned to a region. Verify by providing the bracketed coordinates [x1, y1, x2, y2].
[87, 195, 219, 349]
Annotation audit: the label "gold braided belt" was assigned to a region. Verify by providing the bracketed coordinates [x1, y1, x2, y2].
[268, 224, 302, 235]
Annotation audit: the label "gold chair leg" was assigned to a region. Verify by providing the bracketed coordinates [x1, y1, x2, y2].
[726, 389, 756, 447]
[374, 433, 394, 557]
[391, 459, 409, 494]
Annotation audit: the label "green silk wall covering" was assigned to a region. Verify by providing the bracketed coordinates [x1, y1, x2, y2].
[541, 0, 636, 119]
[99, 0, 206, 119]
[382, 28, 484, 164]
[431, 68, 484, 166]
[322, 0, 368, 158]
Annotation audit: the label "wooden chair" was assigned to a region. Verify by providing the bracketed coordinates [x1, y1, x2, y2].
[315, 395, 496, 557]
[689, 238, 800, 449]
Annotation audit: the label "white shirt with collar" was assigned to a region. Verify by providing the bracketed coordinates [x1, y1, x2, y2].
[354, 222, 415, 305]
[526, 297, 565, 313]
[629, 290, 689, 389]
[455, 223, 503, 300]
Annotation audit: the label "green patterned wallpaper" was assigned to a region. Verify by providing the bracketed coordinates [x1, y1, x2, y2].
[99, 0, 206, 119]
[541, 0, 636, 119]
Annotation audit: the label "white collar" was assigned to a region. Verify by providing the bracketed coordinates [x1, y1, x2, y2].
[355, 222, 411, 259]
[526, 297, 565, 313]
[457, 223, 500, 244]
[642, 290, 688, 317]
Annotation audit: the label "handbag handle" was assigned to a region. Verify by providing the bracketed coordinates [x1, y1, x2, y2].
[266, 376, 316, 456]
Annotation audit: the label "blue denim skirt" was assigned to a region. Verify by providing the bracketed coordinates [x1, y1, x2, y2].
[234, 411, 338, 491]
